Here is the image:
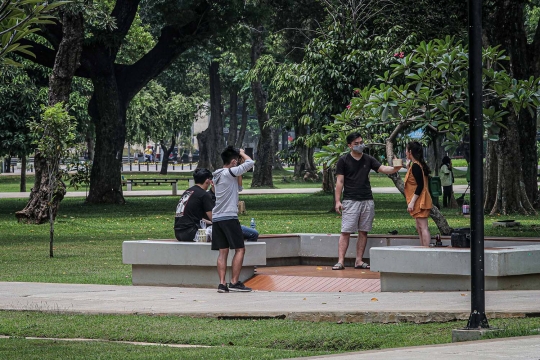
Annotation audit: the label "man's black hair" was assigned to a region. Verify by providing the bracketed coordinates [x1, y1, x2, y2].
[193, 168, 212, 184]
[346, 132, 362, 144]
[221, 145, 240, 165]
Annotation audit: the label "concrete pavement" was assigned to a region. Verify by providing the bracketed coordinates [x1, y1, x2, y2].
[1, 282, 539, 322]
[296, 335, 540, 360]
[2, 282, 540, 358]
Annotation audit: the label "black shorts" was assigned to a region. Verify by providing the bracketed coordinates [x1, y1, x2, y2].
[174, 226, 197, 242]
[211, 219, 245, 250]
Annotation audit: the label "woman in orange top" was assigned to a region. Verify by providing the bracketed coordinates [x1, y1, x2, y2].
[404, 141, 433, 246]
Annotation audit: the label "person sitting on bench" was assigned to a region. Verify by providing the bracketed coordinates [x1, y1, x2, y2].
[174, 168, 214, 242]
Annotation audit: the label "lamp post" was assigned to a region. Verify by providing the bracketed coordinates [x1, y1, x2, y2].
[467, 0, 489, 329]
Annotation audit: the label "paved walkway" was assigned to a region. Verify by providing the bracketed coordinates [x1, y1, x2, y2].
[2, 282, 540, 358]
[297, 335, 540, 359]
[0, 184, 471, 199]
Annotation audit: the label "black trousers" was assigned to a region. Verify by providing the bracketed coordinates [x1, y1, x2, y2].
[443, 185, 453, 207]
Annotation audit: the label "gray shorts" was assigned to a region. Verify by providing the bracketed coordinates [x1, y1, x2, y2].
[341, 199, 375, 233]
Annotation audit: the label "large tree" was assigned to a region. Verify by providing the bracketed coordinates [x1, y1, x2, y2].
[19, 0, 244, 205]
[482, 0, 540, 213]
[16, 7, 84, 224]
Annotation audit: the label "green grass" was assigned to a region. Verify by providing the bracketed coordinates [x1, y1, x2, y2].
[0, 167, 471, 193]
[0, 312, 539, 359]
[1, 193, 540, 284]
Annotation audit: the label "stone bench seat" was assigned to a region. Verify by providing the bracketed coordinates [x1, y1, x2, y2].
[370, 245, 540, 292]
[123, 240, 266, 288]
[123, 235, 540, 289]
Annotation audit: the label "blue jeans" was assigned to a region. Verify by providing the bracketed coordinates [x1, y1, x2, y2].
[241, 225, 259, 242]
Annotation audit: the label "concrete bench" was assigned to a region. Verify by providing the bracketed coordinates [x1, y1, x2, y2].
[122, 240, 266, 288]
[257, 234, 540, 266]
[370, 244, 540, 292]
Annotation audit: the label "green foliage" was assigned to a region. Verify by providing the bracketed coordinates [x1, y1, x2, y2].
[0, 0, 66, 65]
[29, 103, 77, 163]
[317, 37, 540, 165]
[126, 80, 202, 146]
[0, 62, 46, 157]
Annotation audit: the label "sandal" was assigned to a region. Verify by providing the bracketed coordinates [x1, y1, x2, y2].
[332, 262, 345, 270]
[354, 262, 370, 269]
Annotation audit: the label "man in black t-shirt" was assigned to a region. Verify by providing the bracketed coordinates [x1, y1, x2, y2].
[332, 132, 402, 270]
[174, 168, 214, 242]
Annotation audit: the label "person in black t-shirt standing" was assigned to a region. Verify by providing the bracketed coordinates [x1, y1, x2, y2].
[332, 132, 402, 270]
[174, 168, 214, 242]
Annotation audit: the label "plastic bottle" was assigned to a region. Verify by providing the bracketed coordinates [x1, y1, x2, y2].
[250, 218, 256, 229]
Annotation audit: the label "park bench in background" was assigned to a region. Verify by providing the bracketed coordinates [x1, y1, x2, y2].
[125, 178, 192, 195]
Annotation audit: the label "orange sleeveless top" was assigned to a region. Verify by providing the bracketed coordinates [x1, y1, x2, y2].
[404, 161, 432, 218]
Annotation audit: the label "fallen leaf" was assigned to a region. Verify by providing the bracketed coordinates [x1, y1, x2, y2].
[316, 267, 323, 270]
[371, 298, 378, 302]
[322, 302, 327, 304]
[303, 298, 306, 300]
[461, 293, 467, 296]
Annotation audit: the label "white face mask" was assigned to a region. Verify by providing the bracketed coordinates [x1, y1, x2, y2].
[352, 144, 366, 153]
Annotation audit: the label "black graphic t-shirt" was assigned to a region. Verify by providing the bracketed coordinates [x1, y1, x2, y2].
[174, 185, 214, 231]
[335, 153, 382, 201]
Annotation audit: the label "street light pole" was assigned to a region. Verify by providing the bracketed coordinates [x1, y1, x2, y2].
[467, 0, 489, 329]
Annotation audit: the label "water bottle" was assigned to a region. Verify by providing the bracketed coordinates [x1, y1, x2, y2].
[250, 218, 256, 229]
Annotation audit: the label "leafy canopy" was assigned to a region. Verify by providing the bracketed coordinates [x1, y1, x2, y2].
[0, 0, 65, 65]
[316, 37, 540, 164]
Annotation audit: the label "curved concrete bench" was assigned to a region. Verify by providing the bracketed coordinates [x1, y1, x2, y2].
[123, 235, 540, 288]
[123, 240, 266, 288]
[371, 244, 540, 291]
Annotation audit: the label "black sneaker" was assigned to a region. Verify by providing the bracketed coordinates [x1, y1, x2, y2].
[228, 281, 252, 292]
[217, 284, 229, 293]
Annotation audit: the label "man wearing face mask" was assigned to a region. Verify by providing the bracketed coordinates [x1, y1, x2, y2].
[332, 132, 402, 270]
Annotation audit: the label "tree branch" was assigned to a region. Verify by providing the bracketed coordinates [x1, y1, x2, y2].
[109, 0, 140, 58]
[116, 21, 209, 102]
[17, 39, 92, 78]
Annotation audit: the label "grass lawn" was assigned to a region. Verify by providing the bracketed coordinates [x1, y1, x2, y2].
[0, 167, 471, 192]
[1, 190, 540, 357]
[0, 311, 539, 359]
[1, 192, 540, 285]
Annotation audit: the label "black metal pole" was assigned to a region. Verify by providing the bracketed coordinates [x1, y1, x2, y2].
[467, 0, 489, 329]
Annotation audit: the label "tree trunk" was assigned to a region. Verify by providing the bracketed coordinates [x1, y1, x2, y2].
[86, 72, 126, 204]
[20, 156, 26, 192]
[484, 140, 498, 211]
[484, 114, 536, 215]
[4, 157, 11, 173]
[293, 124, 317, 178]
[273, 127, 283, 171]
[15, 11, 83, 224]
[322, 163, 335, 193]
[15, 156, 66, 224]
[159, 136, 175, 175]
[85, 126, 95, 161]
[250, 26, 274, 188]
[197, 61, 225, 171]
[426, 133, 445, 176]
[485, 0, 539, 209]
[235, 96, 249, 148]
[227, 89, 238, 146]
